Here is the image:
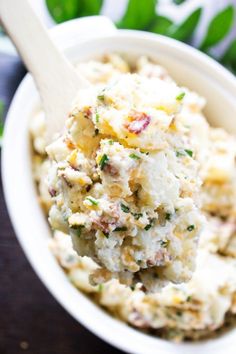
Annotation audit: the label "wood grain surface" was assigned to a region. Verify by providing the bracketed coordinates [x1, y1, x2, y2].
[0, 53, 125, 354]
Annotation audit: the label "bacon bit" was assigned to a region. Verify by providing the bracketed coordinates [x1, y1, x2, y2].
[83, 106, 92, 119]
[129, 309, 150, 328]
[108, 204, 120, 219]
[103, 163, 119, 177]
[139, 284, 147, 292]
[93, 214, 118, 234]
[93, 218, 111, 234]
[125, 111, 151, 134]
[48, 187, 57, 197]
[146, 249, 170, 267]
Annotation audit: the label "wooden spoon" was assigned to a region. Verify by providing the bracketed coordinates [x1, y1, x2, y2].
[0, 0, 90, 141]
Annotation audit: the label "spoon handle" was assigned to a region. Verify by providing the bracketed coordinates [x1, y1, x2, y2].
[0, 0, 89, 140]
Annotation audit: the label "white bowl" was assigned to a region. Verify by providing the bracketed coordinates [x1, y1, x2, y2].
[2, 16, 236, 354]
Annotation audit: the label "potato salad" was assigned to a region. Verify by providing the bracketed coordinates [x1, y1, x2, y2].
[31, 54, 236, 340]
[43, 59, 204, 292]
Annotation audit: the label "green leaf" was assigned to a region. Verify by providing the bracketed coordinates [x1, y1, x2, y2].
[167, 7, 202, 42]
[117, 0, 157, 30]
[173, 0, 186, 4]
[149, 15, 173, 35]
[46, 0, 103, 24]
[200, 5, 234, 51]
[221, 39, 236, 74]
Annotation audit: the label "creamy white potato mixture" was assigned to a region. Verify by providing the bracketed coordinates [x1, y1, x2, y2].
[44, 59, 204, 292]
[31, 54, 236, 340]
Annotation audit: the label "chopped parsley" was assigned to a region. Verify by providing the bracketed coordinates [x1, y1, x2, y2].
[130, 285, 135, 291]
[144, 223, 152, 231]
[99, 154, 109, 170]
[132, 212, 143, 220]
[114, 226, 128, 232]
[184, 149, 193, 157]
[98, 284, 103, 292]
[103, 232, 109, 238]
[108, 139, 114, 145]
[186, 295, 192, 302]
[144, 218, 154, 231]
[176, 149, 193, 158]
[120, 203, 130, 213]
[97, 94, 105, 101]
[176, 150, 185, 157]
[176, 92, 185, 101]
[72, 225, 85, 237]
[129, 153, 141, 160]
[187, 225, 195, 232]
[160, 240, 169, 248]
[95, 113, 100, 123]
[85, 197, 99, 206]
[165, 213, 172, 221]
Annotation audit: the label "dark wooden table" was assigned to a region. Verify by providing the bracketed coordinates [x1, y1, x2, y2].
[0, 53, 125, 354]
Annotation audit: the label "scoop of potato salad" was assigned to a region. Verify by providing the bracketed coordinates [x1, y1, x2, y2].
[46, 72, 204, 292]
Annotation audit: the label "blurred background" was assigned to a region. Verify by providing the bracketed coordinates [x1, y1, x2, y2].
[0, 1, 236, 353]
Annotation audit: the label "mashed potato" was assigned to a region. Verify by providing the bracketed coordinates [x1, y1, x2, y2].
[31, 54, 236, 340]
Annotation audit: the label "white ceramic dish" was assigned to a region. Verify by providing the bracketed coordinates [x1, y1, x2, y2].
[2, 16, 236, 354]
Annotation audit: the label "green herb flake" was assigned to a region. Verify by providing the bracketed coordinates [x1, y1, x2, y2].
[132, 212, 143, 220]
[108, 139, 114, 145]
[103, 232, 109, 238]
[85, 197, 99, 206]
[99, 154, 109, 170]
[130, 285, 135, 291]
[97, 94, 105, 101]
[176, 92, 185, 101]
[187, 225, 195, 232]
[176, 150, 185, 157]
[121, 203, 130, 213]
[95, 113, 100, 123]
[98, 284, 103, 292]
[114, 226, 128, 232]
[71, 225, 85, 238]
[184, 149, 193, 157]
[186, 295, 192, 302]
[144, 223, 152, 231]
[160, 240, 169, 248]
[165, 213, 172, 221]
[176, 149, 193, 158]
[144, 218, 155, 231]
[129, 153, 141, 160]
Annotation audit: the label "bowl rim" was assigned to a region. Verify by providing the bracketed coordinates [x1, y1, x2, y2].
[2, 17, 236, 354]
